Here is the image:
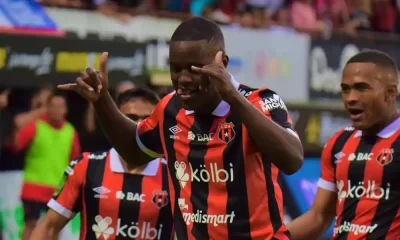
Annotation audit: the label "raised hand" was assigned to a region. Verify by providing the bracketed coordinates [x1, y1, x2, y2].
[58, 52, 109, 102]
[191, 51, 237, 102]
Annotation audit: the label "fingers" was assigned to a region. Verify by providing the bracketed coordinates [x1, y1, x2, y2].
[85, 68, 102, 93]
[99, 52, 108, 75]
[76, 77, 94, 92]
[57, 83, 78, 91]
[191, 66, 213, 76]
[214, 51, 224, 65]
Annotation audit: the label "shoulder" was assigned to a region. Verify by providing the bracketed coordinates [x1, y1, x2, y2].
[325, 126, 356, 150]
[152, 93, 178, 115]
[242, 86, 287, 112]
[86, 151, 109, 162]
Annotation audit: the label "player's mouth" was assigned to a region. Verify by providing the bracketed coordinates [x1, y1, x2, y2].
[347, 108, 364, 121]
[176, 87, 199, 100]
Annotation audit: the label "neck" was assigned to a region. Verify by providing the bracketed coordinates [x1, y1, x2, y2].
[196, 94, 222, 115]
[363, 108, 400, 136]
[119, 155, 146, 174]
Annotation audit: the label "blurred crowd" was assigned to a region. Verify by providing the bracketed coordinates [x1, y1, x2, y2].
[37, 0, 400, 35]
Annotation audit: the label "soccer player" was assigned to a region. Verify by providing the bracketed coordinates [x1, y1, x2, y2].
[287, 50, 400, 239]
[7, 92, 80, 240]
[30, 88, 174, 240]
[58, 17, 303, 239]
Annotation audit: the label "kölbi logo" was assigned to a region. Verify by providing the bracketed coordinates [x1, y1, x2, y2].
[337, 180, 390, 202]
[175, 161, 234, 188]
[92, 215, 163, 239]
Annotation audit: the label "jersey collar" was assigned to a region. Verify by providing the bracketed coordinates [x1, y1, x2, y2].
[185, 74, 240, 117]
[109, 148, 160, 176]
[354, 115, 400, 138]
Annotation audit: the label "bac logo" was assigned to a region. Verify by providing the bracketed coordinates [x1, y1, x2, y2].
[218, 122, 236, 144]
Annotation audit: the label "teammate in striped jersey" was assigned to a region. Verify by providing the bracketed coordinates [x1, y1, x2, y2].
[30, 88, 174, 240]
[288, 50, 400, 239]
[58, 17, 304, 239]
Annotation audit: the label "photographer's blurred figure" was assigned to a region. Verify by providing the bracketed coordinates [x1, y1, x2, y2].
[6, 91, 80, 240]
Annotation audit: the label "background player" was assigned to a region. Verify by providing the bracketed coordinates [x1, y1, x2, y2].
[59, 17, 303, 239]
[287, 50, 400, 239]
[30, 88, 174, 240]
[6, 92, 80, 240]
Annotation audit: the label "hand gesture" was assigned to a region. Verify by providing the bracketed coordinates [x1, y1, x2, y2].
[58, 52, 109, 102]
[191, 51, 237, 102]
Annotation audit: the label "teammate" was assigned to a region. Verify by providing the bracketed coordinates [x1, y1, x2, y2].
[59, 17, 303, 239]
[7, 92, 80, 240]
[287, 50, 400, 239]
[30, 88, 174, 240]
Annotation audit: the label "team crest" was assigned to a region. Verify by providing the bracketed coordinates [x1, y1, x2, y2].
[152, 190, 169, 209]
[376, 148, 394, 166]
[218, 122, 236, 144]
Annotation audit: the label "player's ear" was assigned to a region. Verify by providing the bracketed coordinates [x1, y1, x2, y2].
[386, 83, 398, 102]
[223, 53, 229, 68]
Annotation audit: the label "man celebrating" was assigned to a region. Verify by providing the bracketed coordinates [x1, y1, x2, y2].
[59, 17, 303, 239]
[30, 88, 174, 240]
[287, 50, 400, 239]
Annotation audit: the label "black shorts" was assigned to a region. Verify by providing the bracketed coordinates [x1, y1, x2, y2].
[22, 199, 48, 222]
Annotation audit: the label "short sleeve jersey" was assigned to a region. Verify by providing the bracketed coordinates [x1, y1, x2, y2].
[318, 118, 400, 239]
[136, 77, 297, 240]
[48, 149, 174, 240]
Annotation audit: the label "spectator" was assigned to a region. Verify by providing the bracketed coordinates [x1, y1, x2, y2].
[346, 0, 371, 31]
[7, 92, 80, 240]
[93, 0, 139, 23]
[315, 0, 350, 29]
[156, 0, 192, 19]
[291, 0, 326, 34]
[241, 0, 286, 28]
[190, 0, 232, 24]
[269, 7, 297, 33]
[371, 0, 396, 32]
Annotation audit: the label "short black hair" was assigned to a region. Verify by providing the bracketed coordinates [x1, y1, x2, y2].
[346, 50, 398, 72]
[170, 17, 225, 47]
[116, 87, 160, 107]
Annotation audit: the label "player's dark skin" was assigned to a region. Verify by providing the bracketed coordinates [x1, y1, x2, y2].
[287, 61, 400, 240]
[58, 40, 303, 175]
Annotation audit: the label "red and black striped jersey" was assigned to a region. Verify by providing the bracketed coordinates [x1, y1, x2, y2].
[318, 117, 400, 240]
[47, 149, 174, 240]
[136, 76, 297, 239]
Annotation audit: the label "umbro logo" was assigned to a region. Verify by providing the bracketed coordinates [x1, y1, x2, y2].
[93, 186, 111, 199]
[169, 125, 182, 135]
[169, 125, 182, 139]
[334, 152, 346, 164]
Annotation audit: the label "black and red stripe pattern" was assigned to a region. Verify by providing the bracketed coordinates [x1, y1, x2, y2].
[51, 151, 173, 240]
[320, 119, 400, 239]
[138, 84, 294, 239]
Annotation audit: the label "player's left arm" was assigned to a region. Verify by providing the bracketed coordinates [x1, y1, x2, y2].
[230, 89, 303, 174]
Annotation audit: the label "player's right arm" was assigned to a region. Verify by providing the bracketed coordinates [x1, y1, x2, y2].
[30, 154, 89, 240]
[287, 132, 340, 240]
[58, 53, 163, 166]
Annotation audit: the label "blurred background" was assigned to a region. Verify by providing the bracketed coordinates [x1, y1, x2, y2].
[1, 0, 400, 239]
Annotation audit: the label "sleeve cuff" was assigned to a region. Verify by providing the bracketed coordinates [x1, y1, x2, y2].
[318, 178, 337, 192]
[47, 199, 74, 219]
[136, 122, 164, 158]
